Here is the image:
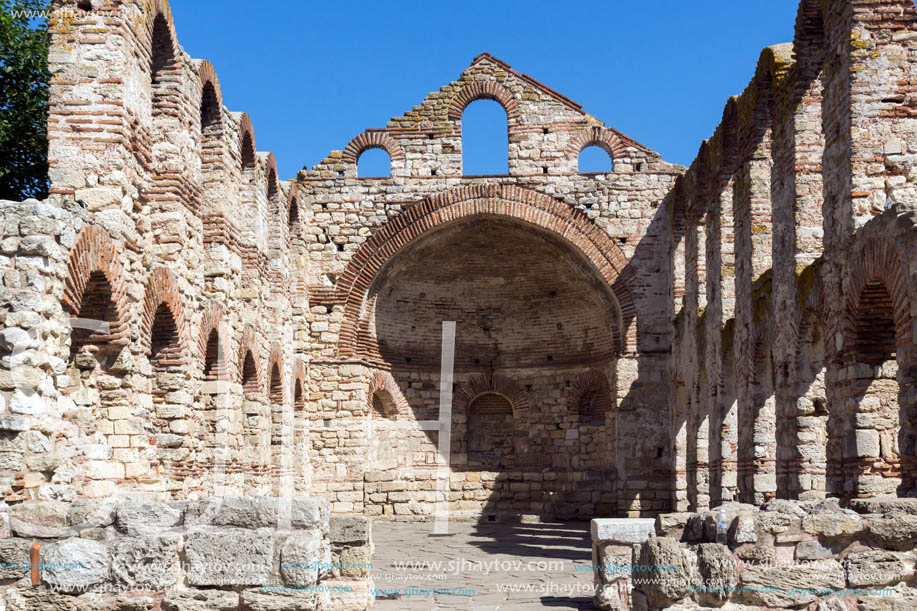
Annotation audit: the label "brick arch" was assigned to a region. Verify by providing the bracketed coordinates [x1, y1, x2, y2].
[140, 267, 189, 362]
[367, 370, 410, 416]
[568, 126, 629, 162]
[453, 374, 529, 417]
[195, 60, 223, 110]
[567, 370, 613, 418]
[264, 152, 279, 199]
[198, 303, 229, 380]
[239, 325, 261, 389]
[448, 81, 521, 123]
[846, 237, 912, 352]
[342, 131, 405, 166]
[239, 112, 256, 169]
[334, 184, 637, 358]
[291, 360, 307, 410]
[143, 0, 179, 58]
[62, 225, 130, 343]
[266, 343, 284, 403]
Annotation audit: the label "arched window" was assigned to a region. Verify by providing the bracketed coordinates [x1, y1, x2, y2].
[578, 145, 613, 173]
[854, 281, 896, 365]
[293, 378, 305, 411]
[69, 271, 117, 363]
[203, 329, 222, 381]
[357, 148, 391, 177]
[200, 82, 221, 139]
[269, 363, 283, 405]
[149, 303, 180, 404]
[578, 387, 611, 426]
[289, 197, 299, 229]
[150, 14, 177, 115]
[467, 392, 514, 468]
[371, 390, 396, 419]
[267, 167, 278, 201]
[241, 351, 258, 393]
[461, 100, 508, 175]
[241, 132, 255, 171]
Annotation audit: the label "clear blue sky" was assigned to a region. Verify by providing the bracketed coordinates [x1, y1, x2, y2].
[169, 1, 801, 180]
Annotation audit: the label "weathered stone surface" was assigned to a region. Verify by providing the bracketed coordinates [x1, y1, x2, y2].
[76, 594, 156, 611]
[845, 550, 913, 587]
[186, 497, 278, 529]
[40, 537, 109, 592]
[240, 588, 317, 611]
[9, 500, 69, 536]
[693, 543, 738, 606]
[69, 498, 115, 530]
[850, 498, 917, 516]
[739, 560, 844, 607]
[110, 535, 179, 589]
[633, 537, 692, 608]
[857, 583, 917, 611]
[329, 515, 371, 544]
[0, 538, 31, 579]
[592, 517, 656, 545]
[654, 512, 693, 539]
[6, 585, 75, 611]
[801, 507, 864, 538]
[115, 501, 183, 536]
[185, 527, 273, 585]
[280, 529, 322, 586]
[161, 589, 240, 611]
[868, 515, 917, 550]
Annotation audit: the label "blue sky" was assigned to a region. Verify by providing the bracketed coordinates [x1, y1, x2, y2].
[169, 1, 801, 179]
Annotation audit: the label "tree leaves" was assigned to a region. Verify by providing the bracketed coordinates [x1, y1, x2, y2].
[0, 0, 50, 201]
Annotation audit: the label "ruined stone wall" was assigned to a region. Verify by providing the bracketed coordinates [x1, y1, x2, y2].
[671, 0, 917, 512]
[596, 498, 917, 611]
[298, 53, 681, 518]
[0, 0, 311, 507]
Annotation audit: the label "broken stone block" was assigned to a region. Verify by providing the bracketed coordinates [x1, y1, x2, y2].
[329, 515, 371, 544]
[115, 500, 183, 535]
[40, 537, 110, 592]
[739, 560, 844, 607]
[280, 529, 321, 586]
[110, 534, 179, 589]
[846, 550, 913, 587]
[161, 589, 240, 611]
[693, 543, 738, 606]
[185, 527, 274, 586]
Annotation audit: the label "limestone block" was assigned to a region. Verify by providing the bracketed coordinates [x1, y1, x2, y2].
[329, 516, 371, 546]
[280, 529, 321, 586]
[40, 537, 110, 592]
[739, 560, 844, 607]
[633, 537, 692, 607]
[0, 538, 31, 578]
[239, 587, 317, 611]
[868, 515, 917, 550]
[110, 534, 179, 589]
[161, 589, 240, 611]
[115, 501, 183, 535]
[10, 500, 69, 536]
[654, 512, 693, 539]
[694, 543, 738, 606]
[185, 527, 274, 586]
[846, 550, 914, 587]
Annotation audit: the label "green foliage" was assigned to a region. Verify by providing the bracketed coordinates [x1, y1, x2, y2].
[0, 0, 49, 200]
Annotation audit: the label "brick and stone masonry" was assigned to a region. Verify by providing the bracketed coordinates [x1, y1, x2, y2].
[0, 0, 916, 609]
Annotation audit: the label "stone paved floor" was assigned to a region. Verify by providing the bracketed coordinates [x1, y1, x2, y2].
[370, 520, 596, 610]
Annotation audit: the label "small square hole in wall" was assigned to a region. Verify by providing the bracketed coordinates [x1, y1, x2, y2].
[473, 358, 480, 365]
[543, 128, 549, 135]
[617, 237, 628, 245]
[546, 355, 553, 362]
[405, 357, 412, 363]
[656, 447, 664, 458]
[431, 169, 437, 177]
[336, 242, 344, 252]
[635, 162, 643, 171]
[323, 419, 332, 428]
[428, 133, 435, 139]
[543, 167, 548, 174]
[565, 380, 571, 388]
[486, 514, 496, 522]
[338, 170, 344, 177]
[525, 384, 532, 392]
